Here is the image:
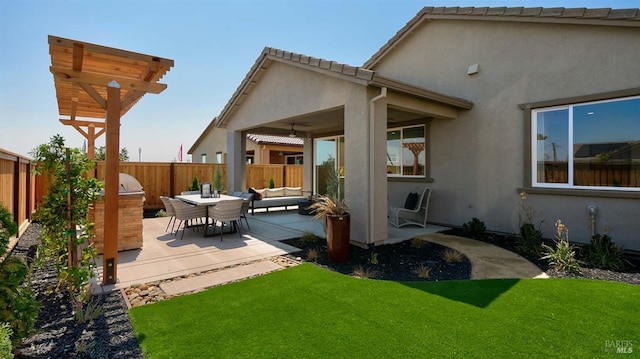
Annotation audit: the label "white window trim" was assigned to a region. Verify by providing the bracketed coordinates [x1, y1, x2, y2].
[387, 124, 426, 178]
[531, 96, 640, 192]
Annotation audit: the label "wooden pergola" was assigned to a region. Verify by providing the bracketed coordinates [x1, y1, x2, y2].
[49, 35, 173, 285]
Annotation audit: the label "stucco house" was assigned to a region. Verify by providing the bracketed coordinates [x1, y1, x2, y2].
[189, 129, 303, 164]
[196, 6, 640, 251]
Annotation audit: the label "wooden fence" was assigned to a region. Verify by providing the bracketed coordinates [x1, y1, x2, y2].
[540, 162, 640, 187]
[92, 162, 304, 210]
[0, 149, 35, 236]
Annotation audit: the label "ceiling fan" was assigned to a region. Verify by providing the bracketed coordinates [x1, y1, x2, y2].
[288, 123, 297, 138]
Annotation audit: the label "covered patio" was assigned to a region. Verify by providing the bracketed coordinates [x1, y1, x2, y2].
[215, 47, 472, 248]
[91, 208, 448, 292]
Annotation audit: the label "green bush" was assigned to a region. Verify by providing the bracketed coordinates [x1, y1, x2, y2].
[517, 191, 544, 255]
[0, 322, 13, 359]
[585, 233, 625, 271]
[0, 257, 40, 346]
[0, 203, 17, 257]
[189, 176, 200, 191]
[462, 218, 486, 239]
[518, 223, 543, 255]
[268, 177, 275, 189]
[541, 220, 581, 273]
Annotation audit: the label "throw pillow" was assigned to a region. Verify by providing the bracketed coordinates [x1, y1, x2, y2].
[248, 187, 262, 200]
[404, 192, 419, 209]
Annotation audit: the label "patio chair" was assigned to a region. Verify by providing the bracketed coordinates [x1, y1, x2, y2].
[389, 186, 431, 228]
[208, 199, 243, 241]
[169, 198, 208, 239]
[159, 196, 177, 233]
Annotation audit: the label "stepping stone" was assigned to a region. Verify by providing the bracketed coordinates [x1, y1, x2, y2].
[160, 261, 282, 296]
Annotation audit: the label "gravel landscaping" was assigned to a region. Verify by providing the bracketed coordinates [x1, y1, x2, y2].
[11, 222, 640, 357]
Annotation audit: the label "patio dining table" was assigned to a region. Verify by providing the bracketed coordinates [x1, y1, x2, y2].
[175, 194, 243, 237]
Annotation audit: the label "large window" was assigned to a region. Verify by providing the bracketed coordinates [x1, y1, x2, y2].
[532, 96, 640, 191]
[387, 125, 426, 177]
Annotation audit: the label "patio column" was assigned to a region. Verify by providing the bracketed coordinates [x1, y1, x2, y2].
[344, 94, 370, 245]
[369, 91, 389, 245]
[226, 130, 245, 192]
[344, 89, 389, 246]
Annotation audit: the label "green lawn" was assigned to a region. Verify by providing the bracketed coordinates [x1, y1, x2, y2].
[129, 263, 639, 358]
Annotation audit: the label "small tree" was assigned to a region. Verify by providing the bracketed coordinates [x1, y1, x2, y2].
[31, 135, 103, 299]
[188, 176, 200, 191]
[212, 166, 224, 191]
[94, 146, 130, 161]
[268, 177, 275, 189]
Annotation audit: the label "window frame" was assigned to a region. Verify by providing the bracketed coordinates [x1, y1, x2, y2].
[521, 87, 640, 199]
[386, 123, 429, 179]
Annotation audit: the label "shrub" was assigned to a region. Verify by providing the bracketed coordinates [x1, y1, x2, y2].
[518, 223, 543, 255]
[585, 233, 625, 271]
[212, 166, 224, 191]
[300, 231, 319, 243]
[442, 248, 464, 263]
[0, 256, 40, 346]
[411, 238, 427, 248]
[462, 218, 486, 239]
[414, 264, 431, 279]
[0, 322, 12, 359]
[517, 191, 544, 255]
[353, 265, 378, 279]
[305, 248, 318, 262]
[189, 176, 200, 191]
[156, 209, 167, 217]
[268, 177, 275, 189]
[0, 203, 17, 257]
[541, 220, 581, 273]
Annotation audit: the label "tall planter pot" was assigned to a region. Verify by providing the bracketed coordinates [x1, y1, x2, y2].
[326, 213, 350, 263]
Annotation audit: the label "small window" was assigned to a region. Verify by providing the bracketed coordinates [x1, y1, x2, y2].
[216, 151, 223, 164]
[531, 95, 640, 191]
[387, 125, 426, 177]
[200, 153, 207, 163]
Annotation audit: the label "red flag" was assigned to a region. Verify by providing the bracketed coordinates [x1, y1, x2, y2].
[178, 144, 183, 162]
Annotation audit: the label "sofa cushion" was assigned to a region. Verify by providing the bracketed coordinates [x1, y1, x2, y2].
[265, 188, 285, 198]
[284, 187, 302, 196]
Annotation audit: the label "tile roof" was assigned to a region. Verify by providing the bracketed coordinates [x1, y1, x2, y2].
[364, 6, 640, 68]
[246, 134, 303, 146]
[214, 46, 472, 127]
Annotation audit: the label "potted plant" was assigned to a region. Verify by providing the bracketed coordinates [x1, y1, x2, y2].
[308, 161, 350, 263]
[309, 196, 350, 263]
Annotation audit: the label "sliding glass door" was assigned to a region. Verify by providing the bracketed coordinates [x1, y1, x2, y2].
[314, 136, 345, 198]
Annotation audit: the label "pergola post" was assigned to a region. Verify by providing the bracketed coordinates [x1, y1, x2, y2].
[103, 81, 121, 285]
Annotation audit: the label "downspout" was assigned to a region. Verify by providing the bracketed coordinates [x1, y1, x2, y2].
[369, 87, 387, 244]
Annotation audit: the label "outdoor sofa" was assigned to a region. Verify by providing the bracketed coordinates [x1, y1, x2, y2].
[235, 187, 308, 214]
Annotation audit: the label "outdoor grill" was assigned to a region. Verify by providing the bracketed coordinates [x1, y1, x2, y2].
[92, 173, 145, 253]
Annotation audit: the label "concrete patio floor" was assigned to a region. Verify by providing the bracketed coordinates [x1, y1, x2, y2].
[91, 208, 449, 293]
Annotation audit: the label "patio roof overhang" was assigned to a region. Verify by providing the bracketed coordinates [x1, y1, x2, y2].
[48, 35, 174, 285]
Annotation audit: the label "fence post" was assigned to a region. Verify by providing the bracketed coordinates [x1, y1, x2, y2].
[13, 159, 20, 232]
[169, 162, 175, 197]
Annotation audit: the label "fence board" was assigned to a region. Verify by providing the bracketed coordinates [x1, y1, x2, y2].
[0, 149, 35, 236]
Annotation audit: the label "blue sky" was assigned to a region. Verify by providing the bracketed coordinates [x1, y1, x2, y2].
[1, 0, 638, 162]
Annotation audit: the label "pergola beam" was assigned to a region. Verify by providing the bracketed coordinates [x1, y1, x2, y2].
[78, 82, 107, 110]
[50, 66, 168, 94]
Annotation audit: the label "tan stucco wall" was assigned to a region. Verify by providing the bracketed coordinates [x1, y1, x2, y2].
[190, 128, 227, 163]
[224, 62, 378, 244]
[376, 19, 640, 250]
